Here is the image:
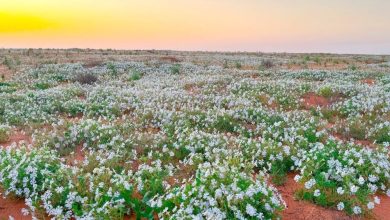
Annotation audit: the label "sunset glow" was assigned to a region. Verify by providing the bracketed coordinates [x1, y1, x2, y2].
[1, 0, 390, 53]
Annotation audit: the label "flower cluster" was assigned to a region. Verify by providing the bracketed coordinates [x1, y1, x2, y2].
[294, 140, 390, 215]
[152, 161, 285, 219]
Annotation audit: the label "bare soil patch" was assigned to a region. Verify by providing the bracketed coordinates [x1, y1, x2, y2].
[286, 63, 348, 71]
[0, 64, 13, 80]
[66, 144, 85, 165]
[0, 130, 32, 148]
[277, 173, 357, 220]
[184, 83, 201, 95]
[0, 195, 30, 219]
[372, 194, 390, 220]
[302, 93, 331, 109]
[361, 78, 375, 86]
[82, 59, 104, 68]
[159, 56, 181, 63]
[332, 133, 377, 149]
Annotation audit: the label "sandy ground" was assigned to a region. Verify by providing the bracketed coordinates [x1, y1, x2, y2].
[0, 130, 32, 148]
[277, 173, 358, 220]
[302, 92, 330, 109]
[0, 195, 30, 220]
[372, 194, 390, 220]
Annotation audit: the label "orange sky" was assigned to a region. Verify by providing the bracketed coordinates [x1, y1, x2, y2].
[1, 0, 389, 54]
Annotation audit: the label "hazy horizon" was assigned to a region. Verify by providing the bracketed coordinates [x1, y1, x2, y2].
[1, 0, 390, 54]
[1, 47, 390, 56]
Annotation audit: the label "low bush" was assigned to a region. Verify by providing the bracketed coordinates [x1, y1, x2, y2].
[2, 56, 14, 69]
[314, 57, 321, 64]
[153, 162, 285, 219]
[295, 141, 390, 215]
[371, 125, 390, 144]
[260, 59, 274, 69]
[348, 121, 366, 140]
[0, 147, 62, 206]
[0, 146, 150, 219]
[0, 125, 10, 143]
[318, 86, 333, 98]
[320, 108, 339, 123]
[129, 70, 142, 81]
[223, 59, 229, 69]
[350, 65, 358, 71]
[170, 64, 181, 74]
[34, 82, 51, 90]
[75, 73, 98, 85]
[235, 61, 242, 69]
[107, 63, 118, 77]
[213, 115, 237, 133]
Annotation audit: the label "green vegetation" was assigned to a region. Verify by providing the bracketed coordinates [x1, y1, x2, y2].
[0, 51, 388, 219]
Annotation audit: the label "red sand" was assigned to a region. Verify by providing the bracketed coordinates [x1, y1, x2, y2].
[0, 195, 31, 219]
[277, 173, 359, 220]
[0, 130, 32, 148]
[372, 194, 390, 220]
[361, 79, 375, 86]
[302, 93, 330, 109]
[65, 144, 86, 165]
[0, 64, 13, 80]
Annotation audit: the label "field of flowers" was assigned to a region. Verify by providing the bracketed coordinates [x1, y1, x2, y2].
[0, 49, 389, 219]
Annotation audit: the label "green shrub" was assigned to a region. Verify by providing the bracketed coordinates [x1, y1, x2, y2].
[47, 166, 137, 219]
[314, 57, 321, 64]
[0, 147, 62, 200]
[213, 115, 237, 133]
[129, 70, 142, 81]
[296, 141, 390, 216]
[320, 108, 339, 123]
[371, 126, 390, 144]
[299, 84, 311, 93]
[350, 65, 358, 71]
[270, 160, 289, 186]
[235, 61, 242, 69]
[170, 64, 180, 74]
[64, 100, 85, 117]
[0, 125, 10, 143]
[75, 73, 98, 85]
[348, 121, 366, 140]
[135, 163, 168, 197]
[50, 73, 67, 82]
[0, 82, 11, 87]
[0, 146, 145, 219]
[260, 59, 274, 69]
[223, 59, 229, 69]
[155, 163, 285, 219]
[34, 82, 51, 90]
[107, 63, 118, 76]
[2, 56, 14, 69]
[318, 86, 333, 98]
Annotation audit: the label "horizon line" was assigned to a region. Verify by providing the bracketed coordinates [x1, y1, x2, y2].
[1, 47, 389, 56]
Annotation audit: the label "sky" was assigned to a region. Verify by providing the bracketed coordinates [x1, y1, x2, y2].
[0, 0, 390, 54]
